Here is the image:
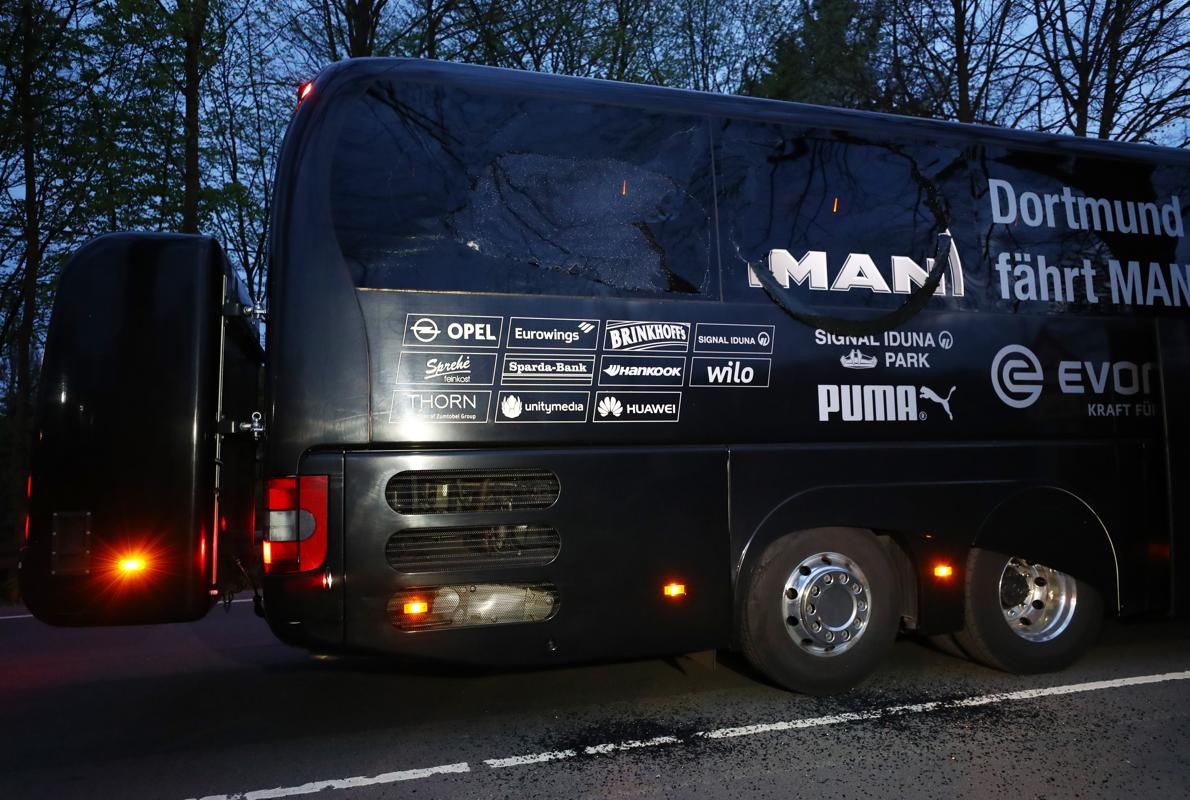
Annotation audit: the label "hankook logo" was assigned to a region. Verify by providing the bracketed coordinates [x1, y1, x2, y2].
[991, 345, 1044, 409]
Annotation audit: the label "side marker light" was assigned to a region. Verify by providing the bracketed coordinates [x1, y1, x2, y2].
[663, 582, 686, 598]
[119, 557, 147, 573]
[403, 600, 429, 615]
[933, 564, 954, 578]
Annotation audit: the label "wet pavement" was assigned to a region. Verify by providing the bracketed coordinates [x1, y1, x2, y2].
[1, 601, 1188, 799]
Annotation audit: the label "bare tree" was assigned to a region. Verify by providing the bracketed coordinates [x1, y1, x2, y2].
[886, 0, 1037, 125]
[1031, 0, 1190, 144]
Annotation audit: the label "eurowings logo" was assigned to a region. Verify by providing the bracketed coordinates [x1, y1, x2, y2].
[751, 236, 965, 297]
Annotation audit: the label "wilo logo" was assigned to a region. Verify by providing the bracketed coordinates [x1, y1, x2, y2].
[818, 384, 956, 422]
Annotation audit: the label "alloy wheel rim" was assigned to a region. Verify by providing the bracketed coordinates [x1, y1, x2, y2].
[782, 551, 870, 657]
[998, 558, 1078, 642]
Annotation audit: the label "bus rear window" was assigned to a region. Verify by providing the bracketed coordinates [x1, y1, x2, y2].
[331, 79, 717, 299]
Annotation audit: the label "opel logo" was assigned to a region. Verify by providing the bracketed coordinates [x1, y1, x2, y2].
[410, 317, 440, 343]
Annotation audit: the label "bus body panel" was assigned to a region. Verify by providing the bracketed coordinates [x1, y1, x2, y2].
[22, 233, 260, 625]
[251, 58, 1189, 661]
[328, 448, 731, 665]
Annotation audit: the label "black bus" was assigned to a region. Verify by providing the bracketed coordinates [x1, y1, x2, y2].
[20, 58, 1190, 694]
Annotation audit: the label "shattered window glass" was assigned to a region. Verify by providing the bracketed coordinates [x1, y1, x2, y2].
[330, 79, 717, 299]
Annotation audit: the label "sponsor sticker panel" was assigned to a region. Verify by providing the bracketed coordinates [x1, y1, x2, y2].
[389, 390, 491, 424]
[502, 355, 595, 386]
[395, 351, 497, 386]
[506, 317, 600, 351]
[604, 320, 690, 353]
[403, 314, 503, 349]
[689, 357, 771, 388]
[495, 391, 590, 423]
[598, 355, 686, 387]
[693, 323, 775, 354]
[593, 391, 682, 423]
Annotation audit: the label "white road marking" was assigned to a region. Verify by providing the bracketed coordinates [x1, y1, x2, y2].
[189, 762, 470, 800]
[484, 749, 577, 768]
[186, 669, 1190, 799]
[698, 670, 1190, 739]
[584, 735, 680, 755]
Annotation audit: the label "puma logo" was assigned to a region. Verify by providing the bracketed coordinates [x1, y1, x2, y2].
[919, 386, 956, 421]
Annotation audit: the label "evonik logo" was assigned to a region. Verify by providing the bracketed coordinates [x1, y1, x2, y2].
[991, 345, 1044, 409]
[990, 343, 1156, 411]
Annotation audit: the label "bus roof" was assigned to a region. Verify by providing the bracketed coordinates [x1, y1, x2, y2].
[308, 57, 1190, 167]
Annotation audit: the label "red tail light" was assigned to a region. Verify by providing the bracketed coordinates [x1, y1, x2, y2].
[24, 474, 31, 543]
[265, 475, 328, 573]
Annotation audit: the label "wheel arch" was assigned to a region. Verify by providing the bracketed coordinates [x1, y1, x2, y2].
[733, 486, 931, 641]
[971, 486, 1120, 612]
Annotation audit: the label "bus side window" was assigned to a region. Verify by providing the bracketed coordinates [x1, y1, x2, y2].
[330, 80, 718, 300]
[714, 119, 973, 310]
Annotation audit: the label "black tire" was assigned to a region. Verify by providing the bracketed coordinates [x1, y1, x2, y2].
[954, 547, 1103, 674]
[741, 527, 899, 695]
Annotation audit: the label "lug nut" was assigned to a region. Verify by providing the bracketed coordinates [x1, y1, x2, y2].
[807, 604, 816, 614]
[841, 630, 850, 641]
[811, 586, 820, 597]
[824, 575, 834, 585]
[840, 575, 849, 585]
[852, 583, 862, 594]
[825, 631, 835, 642]
[812, 621, 822, 632]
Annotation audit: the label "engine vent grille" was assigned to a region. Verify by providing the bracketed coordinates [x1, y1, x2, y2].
[386, 524, 561, 572]
[386, 468, 560, 515]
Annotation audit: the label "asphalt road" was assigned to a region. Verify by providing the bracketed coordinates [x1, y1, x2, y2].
[2, 601, 1189, 800]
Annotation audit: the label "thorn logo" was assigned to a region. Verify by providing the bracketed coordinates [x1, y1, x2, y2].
[991, 345, 1043, 409]
[597, 396, 623, 418]
[578, 322, 595, 333]
[500, 395, 523, 419]
[410, 317, 440, 343]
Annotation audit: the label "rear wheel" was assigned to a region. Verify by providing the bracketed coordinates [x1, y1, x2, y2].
[954, 548, 1103, 673]
[741, 527, 899, 695]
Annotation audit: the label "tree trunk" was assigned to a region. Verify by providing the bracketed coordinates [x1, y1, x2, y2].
[13, 0, 41, 543]
[181, 0, 208, 233]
